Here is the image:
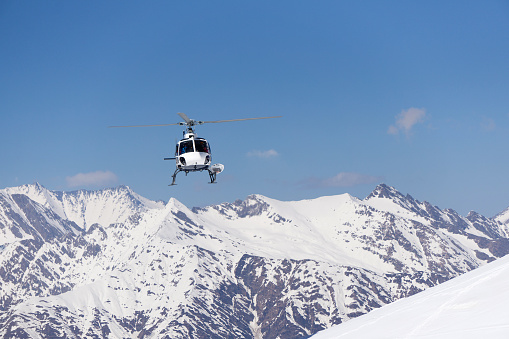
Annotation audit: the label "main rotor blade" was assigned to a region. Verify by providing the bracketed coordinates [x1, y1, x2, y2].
[177, 112, 192, 123]
[201, 116, 282, 124]
[109, 115, 282, 128]
[109, 123, 181, 128]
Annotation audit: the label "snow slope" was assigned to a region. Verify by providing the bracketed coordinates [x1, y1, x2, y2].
[311, 253, 509, 339]
[495, 206, 509, 225]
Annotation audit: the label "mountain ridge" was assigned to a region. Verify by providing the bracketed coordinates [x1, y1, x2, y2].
[2, 183, 163, 231]
[1, 183, 508, 338]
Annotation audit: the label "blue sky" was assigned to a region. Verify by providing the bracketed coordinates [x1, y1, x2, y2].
[1, 1, 508, 216]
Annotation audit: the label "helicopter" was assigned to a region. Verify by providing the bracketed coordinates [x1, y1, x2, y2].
[110, 113, 281, 185]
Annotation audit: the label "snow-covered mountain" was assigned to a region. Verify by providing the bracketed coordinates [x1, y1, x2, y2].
[0, 183, 508, 338]
[495, 206, 509, 225]
[2, 183, 161, 231]
[311, 251, 509, 339]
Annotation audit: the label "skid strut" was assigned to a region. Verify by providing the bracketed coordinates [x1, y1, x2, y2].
[208, 170, 217, 184]
[169, 168, 181, 186]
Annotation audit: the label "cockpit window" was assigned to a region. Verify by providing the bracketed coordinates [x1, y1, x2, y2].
[179, 140, 194, 155]
[195, 140, 209, 153]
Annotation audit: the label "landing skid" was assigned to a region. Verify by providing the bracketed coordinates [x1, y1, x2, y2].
[169, 168, 217, 186]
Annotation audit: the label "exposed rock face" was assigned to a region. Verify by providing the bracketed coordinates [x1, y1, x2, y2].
[0, 183, 508, 338]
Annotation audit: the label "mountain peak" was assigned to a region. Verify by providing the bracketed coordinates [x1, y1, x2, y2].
[12, 181, 47, 192]
[366, 183, 404, 200]
[33, 182, 46, 190]
[112, 184, 132, 193]
[1, 182, 53, 207]
[364, 184, 435, 221]
[494, 206, 509, 225]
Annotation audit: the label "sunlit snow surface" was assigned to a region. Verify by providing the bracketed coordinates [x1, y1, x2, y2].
[312, 254, 509, 339]
[495, 206, 509, 225]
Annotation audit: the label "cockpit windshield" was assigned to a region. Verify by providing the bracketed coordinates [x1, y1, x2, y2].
[179, 140, 194, 155]
[195, 140, 210, 153]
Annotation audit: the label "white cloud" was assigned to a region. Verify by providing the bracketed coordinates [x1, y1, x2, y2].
[388, 107, 426, 135]
[66, 170, 118, 188]
[247, 149, 279, 158]
[387, 125, 399, 135]
[301, 172, 382, 189]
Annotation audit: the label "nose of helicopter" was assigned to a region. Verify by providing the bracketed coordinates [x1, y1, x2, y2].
[178, 152, 211, 170]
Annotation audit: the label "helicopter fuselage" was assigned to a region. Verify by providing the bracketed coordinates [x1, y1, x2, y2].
[175, 136, 211, 172]
[165, 132, 222, 185]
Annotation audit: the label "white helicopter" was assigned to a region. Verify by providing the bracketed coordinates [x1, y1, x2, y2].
[110, 113, 281, 185]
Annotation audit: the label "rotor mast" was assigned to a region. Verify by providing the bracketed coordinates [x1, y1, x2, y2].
[178, 112, 202, 139]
